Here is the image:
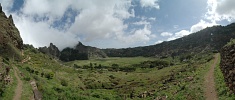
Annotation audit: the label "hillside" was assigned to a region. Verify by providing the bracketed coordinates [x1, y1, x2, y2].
[38, 23, 235, 61]
[39, 42, 107, 61]
[103, 24, 235, 57]
[0, 4, 23, 60]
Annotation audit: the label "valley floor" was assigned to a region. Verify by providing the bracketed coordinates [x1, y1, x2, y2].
[1, 52, 235, 100]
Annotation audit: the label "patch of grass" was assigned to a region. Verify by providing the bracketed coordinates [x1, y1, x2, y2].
[225, 38, 235, 47]
[65, 57, 159, 67]
[0, 66, 17, 100]
[215, 54, 235, 100]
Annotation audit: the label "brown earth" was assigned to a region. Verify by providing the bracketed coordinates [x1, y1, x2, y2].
[204, 53, 218, 100]
[13, 66, 23, 100]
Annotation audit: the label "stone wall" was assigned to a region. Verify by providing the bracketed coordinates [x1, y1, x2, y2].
[220, 44, 235, 93]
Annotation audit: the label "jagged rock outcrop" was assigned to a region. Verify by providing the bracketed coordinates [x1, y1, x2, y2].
[0, 3, 23, 60]
[59, 42, 107, 61]
[38, 43, 60, 58]
[220, 41, 235, 94]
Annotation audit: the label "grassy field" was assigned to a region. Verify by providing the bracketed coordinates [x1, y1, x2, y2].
[64, 57, 161, 67]
[10, 47, 217, 99]
[2, 46, 232, 100]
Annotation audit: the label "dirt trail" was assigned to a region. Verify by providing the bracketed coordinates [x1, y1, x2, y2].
[204, 53, 219, 100]
[13, 66, 23, 100]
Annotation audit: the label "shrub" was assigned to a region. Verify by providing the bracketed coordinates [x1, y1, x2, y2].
[61, 79, 68, 86]
[24, 77, 31, 81]
[45, 72, 54, 79]
[41, 72, 44, 77]
[35, 71, 39, 75]
[92, 93, 101, 98]
[26, 67, 31, 72]
[30, 69, 35, 73]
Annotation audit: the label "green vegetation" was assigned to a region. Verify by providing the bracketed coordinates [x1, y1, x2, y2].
[12, 46, 218, 99]
[215, 54, 235, 100]
[225, 38, 235, 47]
[0, 62, 17, 100]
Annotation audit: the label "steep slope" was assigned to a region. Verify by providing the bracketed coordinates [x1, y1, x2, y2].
[103, 23, 235, 57]
[0, 4, 23, 60]
[220, 39, 235, 94]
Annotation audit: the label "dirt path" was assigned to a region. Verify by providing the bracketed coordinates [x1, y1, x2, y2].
[13, 66, 23, 100]
[204, 53, 219, 100]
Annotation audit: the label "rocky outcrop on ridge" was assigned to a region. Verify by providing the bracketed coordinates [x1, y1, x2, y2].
[38, 43, 60, 58]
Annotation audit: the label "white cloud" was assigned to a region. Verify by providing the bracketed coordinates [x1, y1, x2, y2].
[167, 30, 190, 41]
[22, 0, 73, 23]
[155, 40, 163, 44]
[117, 25, 155, 44]
[0, 0, 13, 15]
[190, 20, 216, 33]
[13, 14, 77, 50]
[166, 19, 216, 41]
[1, 0, 156, 49]
[205, 0, 235, 22]
[149, 17, 156, 21]
[69, 0, 133, 41]
[160, 32, 173, 37]
[140, 0, 159, 9]
[216, 0, 235, 21]
[133, 20, 150, 25]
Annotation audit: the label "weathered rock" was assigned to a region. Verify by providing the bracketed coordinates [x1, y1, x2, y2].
[38, 43, 60, 58]
[221, 44, 235, 94]
[59, 41, 107, 61]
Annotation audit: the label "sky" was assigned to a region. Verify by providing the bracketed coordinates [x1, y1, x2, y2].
[0, 0, 235, 50]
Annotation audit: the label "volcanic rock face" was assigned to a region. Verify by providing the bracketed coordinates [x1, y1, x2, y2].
[0, 3, 23, 59]
[59, 42, 107, 61]
[220, 43, 235, 93]
[38, 43, 60, 58]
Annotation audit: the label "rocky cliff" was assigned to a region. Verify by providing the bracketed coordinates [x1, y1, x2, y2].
[39, 42, 107, 61]
[38, 43, 60, 58]
[220, 39, 235, 93]
[0, 3, 23, 60]
[60, 42, 107, 61]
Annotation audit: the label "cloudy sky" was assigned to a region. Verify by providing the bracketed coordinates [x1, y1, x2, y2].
[0, 0, 235, 50]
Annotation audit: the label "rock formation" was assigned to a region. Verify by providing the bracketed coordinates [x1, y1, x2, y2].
[59, 42, 107, 61]
[220, 41, 235, 93]
[38, 43, 60, 58]
[0, 3, 23, 60]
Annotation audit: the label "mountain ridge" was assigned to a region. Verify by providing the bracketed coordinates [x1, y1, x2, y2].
[0, 3, 23, 60]
[102, 23, 235, 57]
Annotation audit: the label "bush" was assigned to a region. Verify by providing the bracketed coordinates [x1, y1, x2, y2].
[26, 67, 31, 72]
[92, 93, 101, 98]
[30, 69, 35, 73]
[24, 77, 31, 81]
[35, 71, 39, 75]
[45, 72, 54, 79]
[41, 72, 44, 77]
[61, 79, 68, 86]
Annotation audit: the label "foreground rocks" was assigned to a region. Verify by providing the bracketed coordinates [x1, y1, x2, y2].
[220, 43, 235, 93]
